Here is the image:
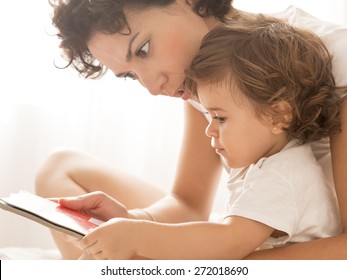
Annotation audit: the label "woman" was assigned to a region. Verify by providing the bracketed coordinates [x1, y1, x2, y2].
[37, 0, 347, 259]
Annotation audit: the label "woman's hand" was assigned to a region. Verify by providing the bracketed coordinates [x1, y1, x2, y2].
[57, 191, 128, 222]
[79, 218, 139, 260]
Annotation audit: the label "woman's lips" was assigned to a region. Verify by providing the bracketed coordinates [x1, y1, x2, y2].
[175, 82, 190, 100]
[179, 89, 190, 100]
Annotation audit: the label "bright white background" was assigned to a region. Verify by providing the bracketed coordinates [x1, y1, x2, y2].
[0, 0, 346, 250]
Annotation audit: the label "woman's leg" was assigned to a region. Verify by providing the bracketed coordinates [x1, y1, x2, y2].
[35, 148, 166, 259]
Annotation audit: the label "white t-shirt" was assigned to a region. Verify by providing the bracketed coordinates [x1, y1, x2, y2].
[224, 140, 341, 246]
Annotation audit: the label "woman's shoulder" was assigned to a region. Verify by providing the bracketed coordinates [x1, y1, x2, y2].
[271, 6, 341, 33]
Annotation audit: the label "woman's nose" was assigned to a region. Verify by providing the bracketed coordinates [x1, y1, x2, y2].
[139, 73, 166, 96]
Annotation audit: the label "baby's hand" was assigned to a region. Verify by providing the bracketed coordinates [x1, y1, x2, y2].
[80, 218, 139, 260]
[63, 233, 84, 250]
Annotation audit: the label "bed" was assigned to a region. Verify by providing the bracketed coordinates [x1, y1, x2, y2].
[0, 247, 62, 260]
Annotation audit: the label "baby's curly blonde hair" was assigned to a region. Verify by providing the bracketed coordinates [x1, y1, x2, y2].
[186, 15, 345, 143]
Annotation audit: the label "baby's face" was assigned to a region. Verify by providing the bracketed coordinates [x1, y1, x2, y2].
[198, 82, 284, 168]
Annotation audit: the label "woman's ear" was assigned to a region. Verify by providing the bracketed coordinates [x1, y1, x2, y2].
[269, 100, 292, 134]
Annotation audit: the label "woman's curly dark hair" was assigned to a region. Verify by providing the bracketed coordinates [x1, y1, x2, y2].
[49, 0, 233, 78]
[186, 15, 345, 142]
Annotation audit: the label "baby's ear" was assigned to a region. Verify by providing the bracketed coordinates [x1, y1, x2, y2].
[269, 100, 292, 134]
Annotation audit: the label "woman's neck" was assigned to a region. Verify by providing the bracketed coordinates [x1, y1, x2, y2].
[204, 8, 257, 31]
[204, 16, 220, 31]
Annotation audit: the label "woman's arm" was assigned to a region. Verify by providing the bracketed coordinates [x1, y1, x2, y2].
[331, 97, 347, 231]
[245, 98, 347, 260]
[35, 102, 223, 258]
[142, 102, 223, 222]
[37, 102, 222, 222]
[244, 234, 347, 260]
[58, 102, 223, 223]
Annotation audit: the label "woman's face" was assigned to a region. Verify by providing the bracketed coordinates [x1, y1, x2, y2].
[87, 0, 216, 100]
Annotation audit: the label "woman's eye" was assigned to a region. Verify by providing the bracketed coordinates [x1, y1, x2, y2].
[136, 41, 149, 58]
[124, 72, 137, 80]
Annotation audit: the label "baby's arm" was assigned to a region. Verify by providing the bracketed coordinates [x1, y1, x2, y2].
[81, 216, 274, 259]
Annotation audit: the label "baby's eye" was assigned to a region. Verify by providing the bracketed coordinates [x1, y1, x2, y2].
[213, 116, 226, 124]
[136, 41, 149, 58]
[218, 117, 226, 124]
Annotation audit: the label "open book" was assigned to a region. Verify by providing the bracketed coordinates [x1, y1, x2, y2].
[0, 191, 103, 238]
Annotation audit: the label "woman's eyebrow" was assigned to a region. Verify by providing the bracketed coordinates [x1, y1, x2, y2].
[126, 32, 139, 62]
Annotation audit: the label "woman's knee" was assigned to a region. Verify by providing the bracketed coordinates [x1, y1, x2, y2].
[35, 148, 84, 197]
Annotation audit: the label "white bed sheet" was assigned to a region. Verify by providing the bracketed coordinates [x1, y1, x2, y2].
[0, 247, 62, 260]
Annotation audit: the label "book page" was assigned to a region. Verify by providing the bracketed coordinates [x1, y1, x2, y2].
[0, 191, 104, 237]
